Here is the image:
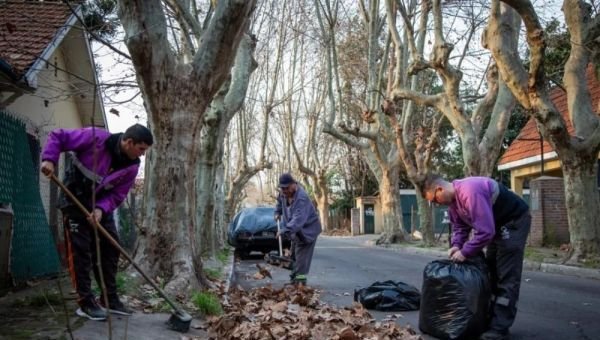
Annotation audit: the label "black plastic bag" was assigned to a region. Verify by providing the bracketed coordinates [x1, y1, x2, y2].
[419, 258, 491, 340]
[354, 280, 421, 311]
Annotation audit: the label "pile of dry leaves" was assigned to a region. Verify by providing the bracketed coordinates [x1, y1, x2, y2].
[206, 284, 422, 340]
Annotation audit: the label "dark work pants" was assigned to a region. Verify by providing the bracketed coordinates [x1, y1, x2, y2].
[63, 210, 120, 306]
[291, 235, 317, 281]
[485, 212, 531, 332]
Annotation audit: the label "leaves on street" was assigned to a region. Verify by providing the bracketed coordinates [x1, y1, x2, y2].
[206, 284, 422, 340]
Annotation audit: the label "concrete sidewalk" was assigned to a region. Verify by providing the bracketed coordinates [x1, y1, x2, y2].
[73, 250, 239, 339]
[72, 312, 207, 340]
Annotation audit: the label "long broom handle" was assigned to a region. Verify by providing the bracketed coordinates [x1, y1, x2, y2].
[277, 219, 283, 256]
[50, 173, 184, 314]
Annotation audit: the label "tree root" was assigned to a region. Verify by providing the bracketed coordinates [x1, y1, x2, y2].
[375, 232, 406, 245]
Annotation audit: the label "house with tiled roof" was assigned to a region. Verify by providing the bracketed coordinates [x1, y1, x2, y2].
[0, 0, 107, 285]
[498, 67, 600, 195]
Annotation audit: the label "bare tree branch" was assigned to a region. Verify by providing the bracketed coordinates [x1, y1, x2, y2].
[339, 122, 379, 141]
[191, 1, 257, 95]
[63, 0, 131, 60]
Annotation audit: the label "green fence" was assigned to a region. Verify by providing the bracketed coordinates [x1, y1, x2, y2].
[0, 111, 60, 282]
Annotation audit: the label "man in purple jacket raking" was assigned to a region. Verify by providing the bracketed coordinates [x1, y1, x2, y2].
[41, 124, 153, 321]
[422, 174, 531, 340]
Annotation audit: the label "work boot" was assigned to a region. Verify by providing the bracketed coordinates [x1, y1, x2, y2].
[99, 297, 134, 316]
[292, 274, 307, 286]
[479, 329, 510, 340]
[76, 299, 107, 321]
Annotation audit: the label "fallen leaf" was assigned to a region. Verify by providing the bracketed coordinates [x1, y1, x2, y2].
[270, 301, 287, 312]
[256, 263, 273, 279]
[207, 285, 423, 340]
[338, 326, 359, 340]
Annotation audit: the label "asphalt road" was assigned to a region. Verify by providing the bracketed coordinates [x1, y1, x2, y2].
[234, 235, 600, 340]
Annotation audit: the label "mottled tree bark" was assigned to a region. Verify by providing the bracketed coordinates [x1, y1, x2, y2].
[118, 0, 256, 293]
[490, 0, 600, 261]
[197, 35, 258, 258]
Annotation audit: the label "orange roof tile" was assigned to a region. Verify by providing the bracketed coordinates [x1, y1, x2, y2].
[499, 66, 600, 166]
[0, 1, 73, 78]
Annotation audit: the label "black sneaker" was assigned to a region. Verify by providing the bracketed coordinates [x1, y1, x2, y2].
[100, 298, 134, 316]
[76, 300, 107, 321]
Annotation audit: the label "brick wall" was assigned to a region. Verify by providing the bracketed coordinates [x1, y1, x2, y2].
[529, 177, 570, 246]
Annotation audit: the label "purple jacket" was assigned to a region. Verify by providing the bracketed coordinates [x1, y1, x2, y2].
[275, 185, 322, 244]
[42, 128, 139, 214]
[449, 177, 497, 257]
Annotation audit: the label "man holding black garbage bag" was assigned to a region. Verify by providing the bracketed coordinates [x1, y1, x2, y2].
[422, 174, 531, 340]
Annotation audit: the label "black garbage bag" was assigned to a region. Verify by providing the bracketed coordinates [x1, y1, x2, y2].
[419, 258, 491, 340]
[354, 280, 421, 311]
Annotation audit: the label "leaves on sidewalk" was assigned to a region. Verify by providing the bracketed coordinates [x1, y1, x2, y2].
[207, 284, 422, 339]
[254, 264, 273, 280]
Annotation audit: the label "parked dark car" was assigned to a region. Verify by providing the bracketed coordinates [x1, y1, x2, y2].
[227, 206, 290, 258]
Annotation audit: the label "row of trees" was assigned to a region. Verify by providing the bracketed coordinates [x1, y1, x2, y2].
[86, 0, 599, 292]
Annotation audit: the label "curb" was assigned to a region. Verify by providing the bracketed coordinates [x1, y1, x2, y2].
[222, 250, 236, 305]
[536, 262, 600, 280]
[366, 240, 600, 281]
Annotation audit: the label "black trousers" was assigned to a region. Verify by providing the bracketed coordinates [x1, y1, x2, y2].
[485, 212, 531, 332]
[63, 209, 120, 305]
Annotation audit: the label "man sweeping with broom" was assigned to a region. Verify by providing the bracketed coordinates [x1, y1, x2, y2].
[274, 173, 322, 285]
[40, 124, 153, 321]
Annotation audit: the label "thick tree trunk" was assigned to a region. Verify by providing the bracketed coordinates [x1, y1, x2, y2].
[313, 171, 330, 231]
[562, 158, 600, 262]
[376, 167, 406, 244]
[224, 195, 237, 226]
[458, 128, 481, 177]
[315, 192, 329, 232]
[119, 0, 257, 291]
[196, 125, 226, 258]
[489, 1, 600, 262]
[416, 190, 435, 246]
[214, 163, 226, 248]
[137, 117, 201, 295]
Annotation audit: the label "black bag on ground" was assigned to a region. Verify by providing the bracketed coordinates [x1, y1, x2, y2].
[419, 258, 491, 340]
[354, 280, 420, 311]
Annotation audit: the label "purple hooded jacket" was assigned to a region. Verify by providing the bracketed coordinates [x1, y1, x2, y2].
[449, 177, 497, 257]
[42, 127, 139, 214]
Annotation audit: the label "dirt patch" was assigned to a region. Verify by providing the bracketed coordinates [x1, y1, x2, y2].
[0, 277, 84, 340]
[0, 270, 215, 340]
